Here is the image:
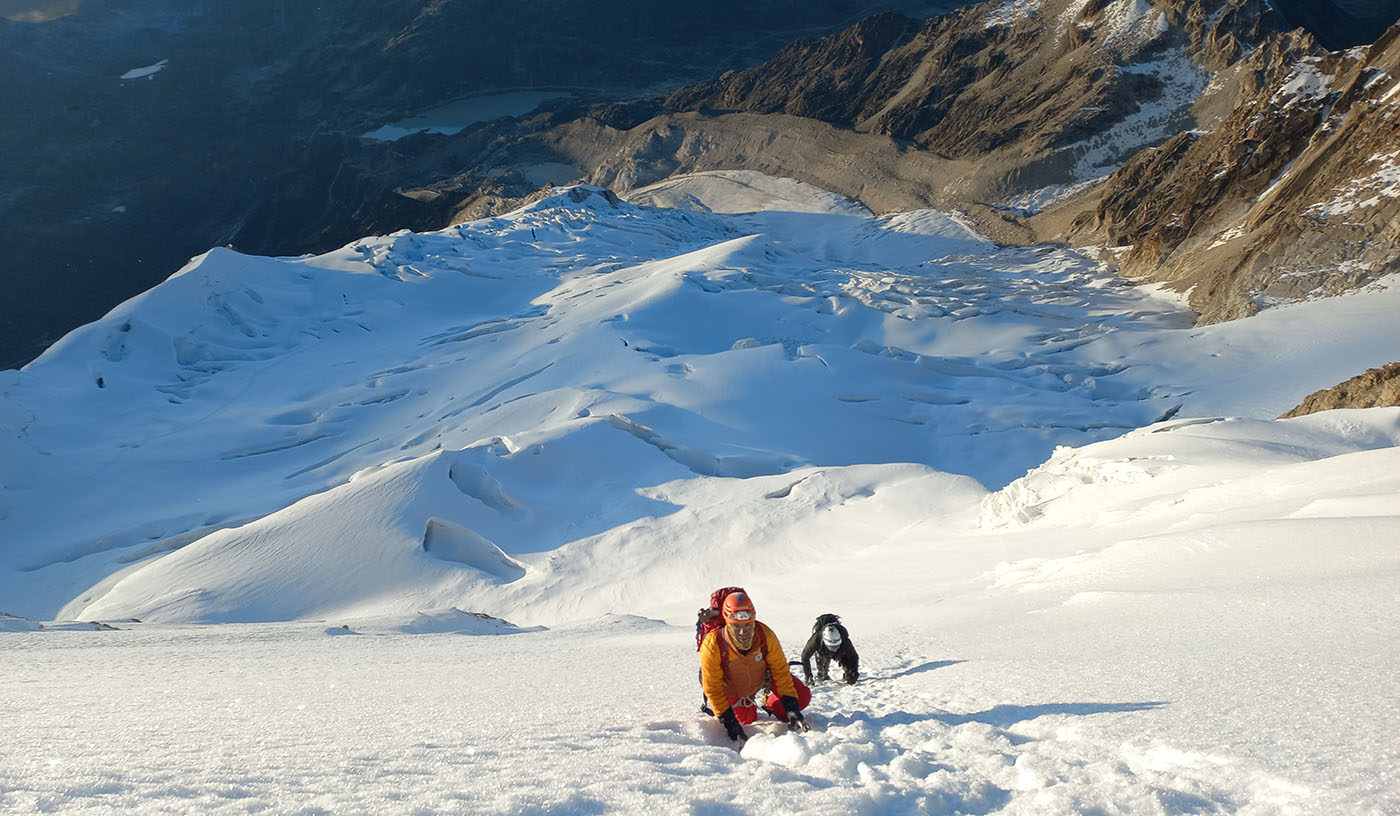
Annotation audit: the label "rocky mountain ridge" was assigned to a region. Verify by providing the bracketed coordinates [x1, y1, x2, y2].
[663, 0, 1277, 158]
[424, 0, 1281, 222]
[1055, 22, 1400, 322]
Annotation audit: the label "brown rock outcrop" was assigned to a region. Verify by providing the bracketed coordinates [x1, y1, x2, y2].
[1279, 362, 1400, 417]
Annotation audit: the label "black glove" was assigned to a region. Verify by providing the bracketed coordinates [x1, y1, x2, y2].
[719, 707, 747, 743]
[780, 696, 807, 731]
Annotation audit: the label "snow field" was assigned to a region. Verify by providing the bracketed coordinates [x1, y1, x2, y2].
[7, 579, 1392, 816]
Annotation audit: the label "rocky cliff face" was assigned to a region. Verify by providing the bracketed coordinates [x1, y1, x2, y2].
[1279, 362, 1400, 417]
[663, 0, 1287, 201]
[431, 1, 1289, 224]
[1058, 22, 1400, 322]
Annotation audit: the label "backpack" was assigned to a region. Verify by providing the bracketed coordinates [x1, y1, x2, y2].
[695, 586, 768, 679]
[695, 586, 744, 650]
[812, 613, 842, 635]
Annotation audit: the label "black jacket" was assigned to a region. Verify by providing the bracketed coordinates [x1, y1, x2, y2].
[800, 618, 859, 684]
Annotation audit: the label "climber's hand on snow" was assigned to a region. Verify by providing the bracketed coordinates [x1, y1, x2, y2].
[780, 696, 808, 732]
[719, 707, 747, 743]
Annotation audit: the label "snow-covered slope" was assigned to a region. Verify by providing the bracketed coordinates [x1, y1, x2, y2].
[0, 181, 1091, 618]
[2, 177, 1398, 623]
[2, 176, 1398, 813]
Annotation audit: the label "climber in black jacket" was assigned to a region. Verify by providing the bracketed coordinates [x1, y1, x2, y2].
[800, 613, 859, 685]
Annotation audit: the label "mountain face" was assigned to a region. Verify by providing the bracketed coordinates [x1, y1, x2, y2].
[0, 0, 969, 370]
[658, 0, 1292, 198]
[665, 2, 1275, 157]
[716, 1, 1398, 327]
[395, 0, 1281, 231]
[1061, 23, 1400, 322]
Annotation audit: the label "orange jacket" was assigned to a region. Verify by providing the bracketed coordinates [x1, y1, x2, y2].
[699, 621, 798, 717]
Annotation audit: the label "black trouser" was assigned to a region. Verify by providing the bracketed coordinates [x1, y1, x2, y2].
[815, 653, 858, 684]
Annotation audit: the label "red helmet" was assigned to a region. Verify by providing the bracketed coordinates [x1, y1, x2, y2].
[722, 591, 756, 623]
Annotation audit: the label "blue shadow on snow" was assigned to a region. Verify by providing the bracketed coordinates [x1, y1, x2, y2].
[941, 701, 1169, 728]
[824, 700, 1168, 732]
[890, 659, 965, 678]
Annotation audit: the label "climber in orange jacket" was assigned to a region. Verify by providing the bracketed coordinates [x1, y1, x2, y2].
[698, 590, 810, 743]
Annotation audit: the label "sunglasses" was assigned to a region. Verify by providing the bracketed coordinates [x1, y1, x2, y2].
[729, 611, 755, 622]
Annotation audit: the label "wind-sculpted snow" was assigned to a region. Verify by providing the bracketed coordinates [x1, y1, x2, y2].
[2, 177, 1399, 813]
[980, 409, 1400, 527]
[0, 181, 1187, 621]
[3, 179, 1399, 624]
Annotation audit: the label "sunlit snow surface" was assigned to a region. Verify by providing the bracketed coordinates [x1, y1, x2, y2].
[2, 173, 1399, 814]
